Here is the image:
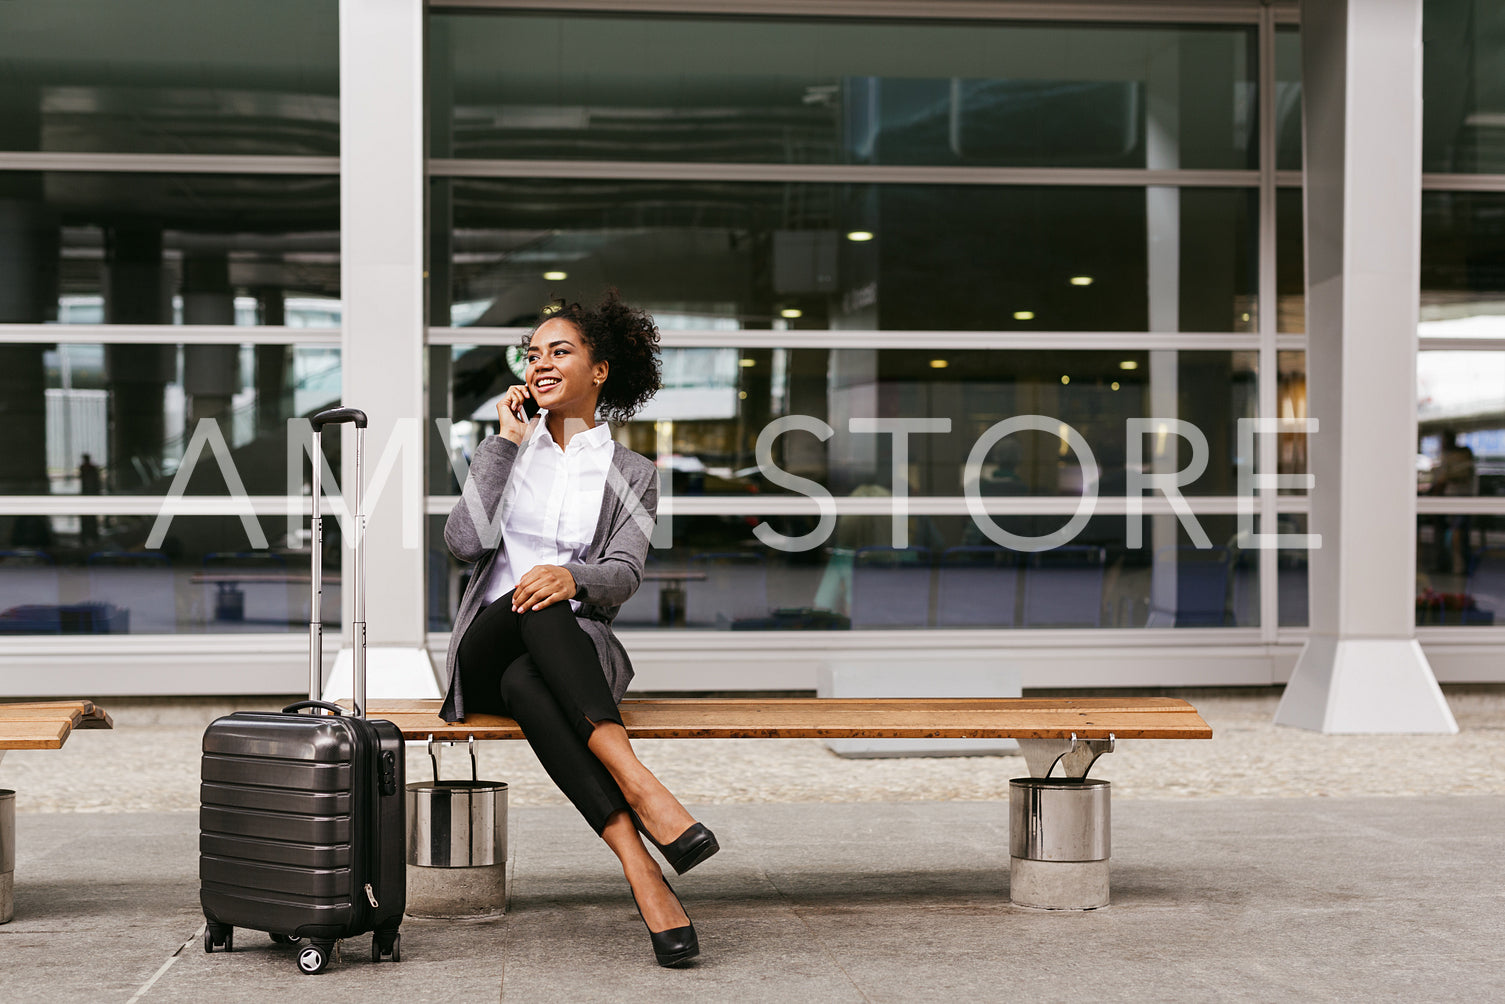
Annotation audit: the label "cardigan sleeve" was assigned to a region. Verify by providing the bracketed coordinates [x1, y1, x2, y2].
[562, 459, 658, 608]
[443, 435, 520, 563]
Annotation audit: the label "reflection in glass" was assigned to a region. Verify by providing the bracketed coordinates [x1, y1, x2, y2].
[1277, 187, 1305, 333]
[1278, 513, 1310, 628]
[433, 179, 1256, 332]
[434, 345, 1256, 499]
[430, 13, 1256, 169]
[0, 343, 339, 496]
[1422, 0, 1505, 174]
[1416, 513, 1505, 626]
[1418, 352, 1505, 499]
[0, 514, 340, 634]
[0, 0, 338, 156]
[1275, 27, 1302, 173]
[1277, 351, 1308, 486]
[0, 173, 340, 325]
[1421, 191, 1505, 334]
[429, 509, 1257, 632]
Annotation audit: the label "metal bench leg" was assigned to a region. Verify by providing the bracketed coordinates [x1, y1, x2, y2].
[1, 782, 14, 924]
[1009, 735, 1113, 910]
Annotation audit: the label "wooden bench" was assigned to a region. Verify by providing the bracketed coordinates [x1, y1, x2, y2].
[0, 700, 114, 923]
[363, 696, 1209, 777]
[364, 696, 1210, 910]
[0, 700, 114, 752]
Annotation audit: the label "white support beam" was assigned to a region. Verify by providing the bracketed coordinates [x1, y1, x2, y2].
[1276, 0, 1455, 733]
[336, 0, 439, 699]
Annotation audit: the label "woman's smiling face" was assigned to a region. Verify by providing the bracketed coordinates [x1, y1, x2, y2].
[526, 317, 608, 415]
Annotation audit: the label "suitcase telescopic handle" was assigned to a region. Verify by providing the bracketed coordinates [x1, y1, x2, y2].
[307, 406, 369, 716]
[284, 700, 345, 716]
[311, 407, 367, 430]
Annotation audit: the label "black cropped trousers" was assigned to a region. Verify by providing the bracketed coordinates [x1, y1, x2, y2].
[456, 589, 629, 834]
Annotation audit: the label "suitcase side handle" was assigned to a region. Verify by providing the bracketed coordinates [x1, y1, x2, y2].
[311, 407, 368, 431]
[283, 700, 346, 717]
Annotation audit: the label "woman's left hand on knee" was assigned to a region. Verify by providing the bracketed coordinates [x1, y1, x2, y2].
[513, 564, 578, 612]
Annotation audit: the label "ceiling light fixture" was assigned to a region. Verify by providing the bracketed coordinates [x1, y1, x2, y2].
[1069, 276, 1094, 286]
[930, 359, 948, 369]
[739, 358, 757, 368]
[780, 308, 803, 319]
[1013, 310, 1035, 321]
[846, 231, 875, 242]
[1060, 375, 1070, 385]
[543, 271, 567, 281]
[1119, 360, 1139, 371]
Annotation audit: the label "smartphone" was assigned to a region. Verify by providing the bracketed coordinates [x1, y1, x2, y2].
[513, 391, 541, 422]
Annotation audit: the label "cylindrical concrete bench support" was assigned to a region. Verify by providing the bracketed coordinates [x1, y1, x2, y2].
[1008, 777, 1110, 910]
[406, 740, 507, 919]
[1, 789, 15, 924]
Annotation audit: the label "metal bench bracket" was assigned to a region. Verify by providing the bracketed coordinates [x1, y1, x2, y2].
[1017, 734, 1115, 779]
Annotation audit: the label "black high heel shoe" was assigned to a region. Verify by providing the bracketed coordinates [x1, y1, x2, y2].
[631, 875, 699, 967]
[632, 812, 720, 875]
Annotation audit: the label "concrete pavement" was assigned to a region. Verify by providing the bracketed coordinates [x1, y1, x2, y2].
[3, 795, 1503, 1002]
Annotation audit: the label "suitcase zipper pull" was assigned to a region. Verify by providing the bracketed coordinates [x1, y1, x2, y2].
[365, 883, 379, 909]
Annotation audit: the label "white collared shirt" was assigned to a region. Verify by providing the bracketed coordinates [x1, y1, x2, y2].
[481, 411, 614, 611]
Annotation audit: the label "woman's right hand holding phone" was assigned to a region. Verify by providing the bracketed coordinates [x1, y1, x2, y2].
[496, 384, 534, 445]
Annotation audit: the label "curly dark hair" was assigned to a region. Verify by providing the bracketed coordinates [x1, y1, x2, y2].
[522, 289, 662, 424]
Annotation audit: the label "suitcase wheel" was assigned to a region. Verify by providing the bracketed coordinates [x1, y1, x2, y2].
[372, 932, 401, 963]
[204, 923, 233, 954]
[297, 941, 334, 975]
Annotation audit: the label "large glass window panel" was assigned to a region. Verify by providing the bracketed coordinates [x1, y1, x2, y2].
[430, 14, 1257, 169]
[1423, 0, 1505, 174]
[428, 512, 1256, 631]
[1418, 351, 1505, 498]
[0, 342, 339, 496]
[0, 512, 339, 634]
[433, 179, 1256, 332]
[0, 173, 340, 325]
[1277, 187, 1305, 333]
[1278, 513, 1310, 628]
[1417, 513, 1505, 625]
[1275, 27, 1302, 173]
[0, 0, 338, 156]
[433, 347, 1256, 498]
[1421, 191, 1505, 332]
[1277, 351, 1309, 489]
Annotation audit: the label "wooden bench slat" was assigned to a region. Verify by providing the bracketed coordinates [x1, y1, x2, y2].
[0, 720, 73, 750]
[363, 697, 1202, 715]
[0, 707, 86, 728]
[361, 698, 1213, 742]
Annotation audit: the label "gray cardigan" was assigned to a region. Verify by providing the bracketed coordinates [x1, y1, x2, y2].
[439, 433, 659, 723]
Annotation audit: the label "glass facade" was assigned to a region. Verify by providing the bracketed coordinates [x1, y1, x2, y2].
[436, 345, 1256, 498]
[0, 512, 340, 635]
[0, 173, 340, 326]
[0, 1, 341, 650]
[429, 512, 1258, 633]
[430, 15, 1257, 169]
[1, 1, 1502, 689]
[0, 342, 339, 497]
[432, 179, 1255, 332]
[0, 0, 339, 156]
[1422, 0, 1505, 175]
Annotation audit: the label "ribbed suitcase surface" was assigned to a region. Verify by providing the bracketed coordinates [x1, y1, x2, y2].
[199, 710, 405, 945]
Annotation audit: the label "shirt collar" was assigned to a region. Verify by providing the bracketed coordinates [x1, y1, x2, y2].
[529, 410, 614, 454]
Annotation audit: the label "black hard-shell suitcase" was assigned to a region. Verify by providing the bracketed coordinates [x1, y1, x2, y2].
[199, 407, 406, 975]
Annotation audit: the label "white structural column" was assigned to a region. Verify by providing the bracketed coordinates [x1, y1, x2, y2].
[1275, 0, 1454, 733]
[325, 0, 439, 700]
